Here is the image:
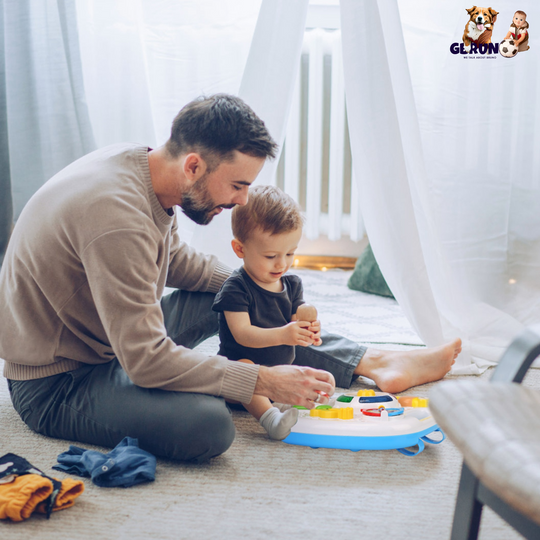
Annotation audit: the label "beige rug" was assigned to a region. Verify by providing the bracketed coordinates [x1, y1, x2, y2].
[1, 270, 536, 539]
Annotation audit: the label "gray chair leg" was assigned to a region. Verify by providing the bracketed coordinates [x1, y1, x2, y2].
[447, 329, 540, 539]
[491, 328, 540, 383]
[451, 463, 483, 540]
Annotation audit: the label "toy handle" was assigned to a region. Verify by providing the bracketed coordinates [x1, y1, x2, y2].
[421, 428, 446, 445]
[397, 439, 425, 457]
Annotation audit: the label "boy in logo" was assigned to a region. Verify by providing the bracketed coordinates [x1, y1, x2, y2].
[504, 10, 530, 51]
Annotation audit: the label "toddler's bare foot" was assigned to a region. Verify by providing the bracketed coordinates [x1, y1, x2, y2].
[355, 339, 462, 394]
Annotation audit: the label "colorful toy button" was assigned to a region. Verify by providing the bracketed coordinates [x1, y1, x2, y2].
[362, 407, 405, 417]
[412, 398, 429, 408]
[336, 395, 354, 403]
[338, 407, 354, 420]
[310, 409, 339, 419]
[358, 395, 393, 404]
[397, 396, 429, 408]
[310, 407, 354, 420]
[357, 389, 376, 397]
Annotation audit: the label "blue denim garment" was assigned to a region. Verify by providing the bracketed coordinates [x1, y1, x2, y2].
[53, 437, 156, 488]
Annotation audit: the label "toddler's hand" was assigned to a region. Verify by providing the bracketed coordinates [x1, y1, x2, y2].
[308, 320, 322, 346]
[281, 321, 315, 347]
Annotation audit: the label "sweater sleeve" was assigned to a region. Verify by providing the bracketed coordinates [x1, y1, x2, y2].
[80, 229, 258, 402]
[166, 222, 232, 293]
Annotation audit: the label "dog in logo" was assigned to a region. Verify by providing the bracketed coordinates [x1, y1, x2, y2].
[463, 6, 499, 49]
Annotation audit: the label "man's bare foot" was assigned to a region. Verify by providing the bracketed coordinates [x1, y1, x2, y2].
[355, 339, 462, 394]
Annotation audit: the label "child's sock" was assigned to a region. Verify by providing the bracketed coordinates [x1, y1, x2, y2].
[259, 407, 299, 440]
[272, 403, 292, 413]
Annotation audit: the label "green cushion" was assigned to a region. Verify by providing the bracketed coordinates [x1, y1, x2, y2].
[347, 244, 394, 299]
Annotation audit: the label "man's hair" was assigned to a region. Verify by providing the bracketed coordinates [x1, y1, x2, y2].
[232, 185, 304, 243]
[165, 94, 278, 170]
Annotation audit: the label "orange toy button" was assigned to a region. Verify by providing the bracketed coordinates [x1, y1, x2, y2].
[397, 396, 429, 408]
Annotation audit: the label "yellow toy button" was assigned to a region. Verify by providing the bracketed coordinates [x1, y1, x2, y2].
[310, 406, 354, 419]
[338, 407, 354, 420]
[310, 408, 345, 419]
[357, 389, 376, 397]
[397, 396, 429, 408]
[411, 397, 429, 408]
[319, 409, 339, 419]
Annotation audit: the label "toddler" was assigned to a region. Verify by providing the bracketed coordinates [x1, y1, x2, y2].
[212, 185, 321, 439]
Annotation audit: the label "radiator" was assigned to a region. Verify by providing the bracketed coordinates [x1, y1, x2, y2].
[274, 28, 365, 243]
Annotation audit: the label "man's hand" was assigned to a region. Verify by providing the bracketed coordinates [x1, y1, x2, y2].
[280, 321, 315, 347]
[253, 365, 335, 409]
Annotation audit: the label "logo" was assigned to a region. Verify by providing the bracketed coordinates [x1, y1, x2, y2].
[450, 6, 531, 59]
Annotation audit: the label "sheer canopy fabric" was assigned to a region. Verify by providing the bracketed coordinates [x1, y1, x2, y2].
[341, 0, 539, 372]
[189, 0, 539, 373]
[189, 0, 310, 268]
[71, 0, 540, 373]
[406, 0, 540, 368]
[75, 0, 262, 245]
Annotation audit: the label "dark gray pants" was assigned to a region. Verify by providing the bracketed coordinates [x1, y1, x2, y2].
[8, 289, 365, 462]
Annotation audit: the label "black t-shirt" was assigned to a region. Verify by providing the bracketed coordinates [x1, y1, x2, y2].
[212, 267, 305, 366]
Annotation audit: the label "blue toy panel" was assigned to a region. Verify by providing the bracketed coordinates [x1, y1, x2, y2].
[283, 425, 444, 455]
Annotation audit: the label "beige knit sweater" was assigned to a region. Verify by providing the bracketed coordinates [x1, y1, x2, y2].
[0, 143, 259, 403]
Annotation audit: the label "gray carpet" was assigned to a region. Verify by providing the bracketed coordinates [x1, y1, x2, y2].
[1, 269, 537, 539]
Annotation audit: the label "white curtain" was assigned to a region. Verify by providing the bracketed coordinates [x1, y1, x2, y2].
[75, 0, 540, 373]
[2, 0, 95, 219]
[76, 0, 261, 242]
[190, 0, 310, 268]
[341, 0, 540, 373]
[1, 0, 95, 266]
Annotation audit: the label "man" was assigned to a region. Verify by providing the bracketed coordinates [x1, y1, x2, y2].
[0, 94, 460, 463]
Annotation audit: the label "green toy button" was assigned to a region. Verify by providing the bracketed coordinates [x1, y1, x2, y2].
[336, 395, 354, 403]
[315, 405, 333, 410]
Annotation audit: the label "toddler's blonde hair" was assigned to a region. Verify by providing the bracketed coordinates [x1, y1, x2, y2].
[232, 185, 304, 243]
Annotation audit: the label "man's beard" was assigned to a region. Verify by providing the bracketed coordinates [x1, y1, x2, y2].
[180, 173, 235, 225]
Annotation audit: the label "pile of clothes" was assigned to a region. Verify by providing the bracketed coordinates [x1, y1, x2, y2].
[0, 436, 156, 522]
[0, 454, 84, 521]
